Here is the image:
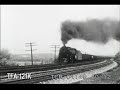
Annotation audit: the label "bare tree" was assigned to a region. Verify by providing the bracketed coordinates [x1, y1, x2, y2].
[0, 49, 11, 60]
[0, 49, 11, 66]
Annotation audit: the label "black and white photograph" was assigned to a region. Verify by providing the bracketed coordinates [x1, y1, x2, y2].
[0, 5, 120, 84]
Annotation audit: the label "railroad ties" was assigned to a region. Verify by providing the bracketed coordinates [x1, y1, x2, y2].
[0, 59, 112, 84]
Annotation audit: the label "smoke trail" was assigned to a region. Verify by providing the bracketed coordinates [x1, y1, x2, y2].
[61, 19, 120, 44]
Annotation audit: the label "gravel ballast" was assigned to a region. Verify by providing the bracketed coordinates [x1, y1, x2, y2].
[37, 61, 117, 84]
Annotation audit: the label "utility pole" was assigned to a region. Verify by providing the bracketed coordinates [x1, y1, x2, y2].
[50, 45, 60, 61]
[25, 42, 37, 65]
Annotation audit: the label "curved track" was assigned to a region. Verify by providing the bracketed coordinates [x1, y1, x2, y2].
[0, 59, 113, 84]
[0, 59, 103, 76]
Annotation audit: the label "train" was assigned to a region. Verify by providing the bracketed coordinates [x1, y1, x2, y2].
[57, 45, 112, 64]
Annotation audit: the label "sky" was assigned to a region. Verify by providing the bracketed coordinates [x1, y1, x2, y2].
[1, 5, 120, 56]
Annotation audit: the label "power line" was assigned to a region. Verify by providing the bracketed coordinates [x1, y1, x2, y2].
[25, 42, 37, 65]
[50, 45, 60, 61]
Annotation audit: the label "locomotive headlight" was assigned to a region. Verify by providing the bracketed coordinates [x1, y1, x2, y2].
[75, 55, 77, 59]
[92, 56, 93, 58]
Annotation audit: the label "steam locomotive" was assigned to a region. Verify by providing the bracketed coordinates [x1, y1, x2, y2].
[57, 45, 111, 64]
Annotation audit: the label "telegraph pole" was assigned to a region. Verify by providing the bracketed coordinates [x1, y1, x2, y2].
[25, 42, 37, 65]
[50, 45, 60, 61]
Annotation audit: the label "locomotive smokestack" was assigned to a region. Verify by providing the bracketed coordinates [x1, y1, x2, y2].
[62, 41, 66, 47]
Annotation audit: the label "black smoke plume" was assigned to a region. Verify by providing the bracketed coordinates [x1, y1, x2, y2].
[61, 19, 120, 44]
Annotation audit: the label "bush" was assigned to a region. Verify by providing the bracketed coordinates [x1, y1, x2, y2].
[114, 52, 120, 66]
[115, 52, 120, 60]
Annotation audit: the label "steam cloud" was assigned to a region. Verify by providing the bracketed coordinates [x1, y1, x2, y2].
[61, 19, 120, 44]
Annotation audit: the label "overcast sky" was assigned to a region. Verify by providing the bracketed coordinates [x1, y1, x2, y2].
[1, 5, 120, 56]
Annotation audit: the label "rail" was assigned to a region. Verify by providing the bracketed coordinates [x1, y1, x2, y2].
[0, 59, 112, 84]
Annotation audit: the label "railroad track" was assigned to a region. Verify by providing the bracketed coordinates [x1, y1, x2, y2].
[0, 59, 103, 76]
[0, 59, 112, 84]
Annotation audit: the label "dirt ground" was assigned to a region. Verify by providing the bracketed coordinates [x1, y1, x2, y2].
[79, 60, 120, 84]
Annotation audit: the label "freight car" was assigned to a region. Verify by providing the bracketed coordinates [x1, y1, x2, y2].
[57, 45, 108, 64]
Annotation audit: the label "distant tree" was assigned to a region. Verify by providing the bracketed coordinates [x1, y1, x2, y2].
[0, 49, 11, 66]
[0, 49, 11, 60]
